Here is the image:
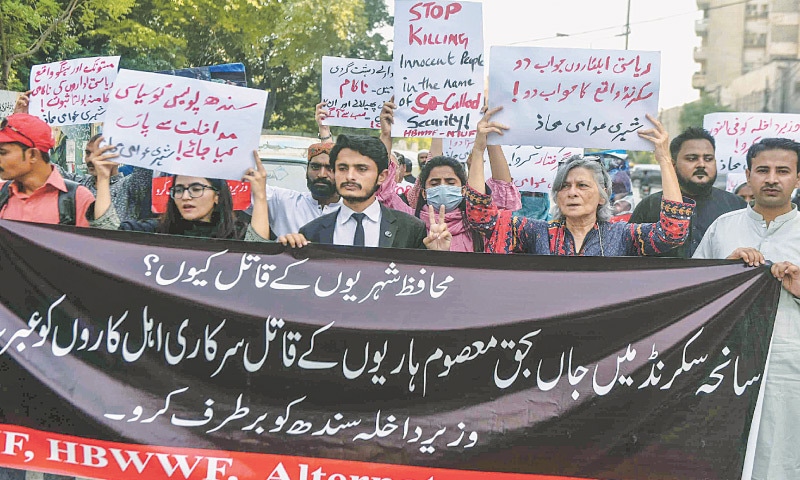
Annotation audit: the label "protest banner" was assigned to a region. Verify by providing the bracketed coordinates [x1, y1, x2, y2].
[101, 69, 268, 181]
[321, 57, 393, 129]
[483, 146, 584, 193]
[29, 56, 120, 126]
[392, 1, 484, 139]
[704, 112, 800, 174]
[0, 90, 19, 117]
[0, 219, 779, 480]
[488, 46, 660, 151]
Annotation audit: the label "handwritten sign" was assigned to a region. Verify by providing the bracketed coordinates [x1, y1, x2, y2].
[442, 138, 475, 163]
[392, 1, 484, 139]
[29, 56, 120, 126]
[488, 46, 660, 151]
[101, 69, 268, 181]
[484, 146, 583, 193]
[703, 112, 800, 173]
[0, 90, 19, 118]
[321, 57, 393, 129]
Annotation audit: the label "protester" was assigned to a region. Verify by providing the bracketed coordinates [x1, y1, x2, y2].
[262, 104, 341, 237]
[279, 135, 450, 250]
[89, 151, 270, 241]
[466, 108, 694, 256]
[376, 101, 521, 252]
[392, 152, 414, 200]
[734, 181, 755, 204]
[417, 149, 430, 171]
[630, 126, 745, 257]
[0, 113, 94, 226]
[403, 156, 416, 184]
[692, 138, 800, 479]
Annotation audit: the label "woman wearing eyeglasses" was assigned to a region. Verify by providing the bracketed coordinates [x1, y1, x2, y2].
[88, 148, 270, 241]
[466, 108, 695, 256]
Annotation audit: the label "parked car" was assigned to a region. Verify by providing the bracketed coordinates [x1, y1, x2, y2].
[630, 164, 661, 196]
[258, 135, 315, 193]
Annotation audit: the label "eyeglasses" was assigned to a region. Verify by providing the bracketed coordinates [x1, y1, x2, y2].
[169, 183, 218, 199]
[308, 162, 333, 172]
[0, 118, 35, 149]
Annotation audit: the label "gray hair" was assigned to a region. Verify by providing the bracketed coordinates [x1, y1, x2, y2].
[550, 155, 613, 222]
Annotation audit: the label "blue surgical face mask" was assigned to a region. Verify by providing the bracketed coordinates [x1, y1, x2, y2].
[425, 185, 463, 212]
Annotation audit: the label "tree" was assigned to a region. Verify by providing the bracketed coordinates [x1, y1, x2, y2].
[679, 93, 731, 131]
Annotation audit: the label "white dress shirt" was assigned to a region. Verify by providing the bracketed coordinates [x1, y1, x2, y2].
[333, 199, 382, 247]
[266, 185, 341, 236]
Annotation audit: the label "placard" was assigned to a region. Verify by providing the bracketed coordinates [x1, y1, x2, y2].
[704, 112, 800, 173]
[392, 1, 484, 139]
[101, 69, 268, 181]
[488, 46, 660, 151]
[321, 57, 393, 129]
[0, 90, 19, 117]
[483, 145, 584, 193]
[29, 56, 120, 126]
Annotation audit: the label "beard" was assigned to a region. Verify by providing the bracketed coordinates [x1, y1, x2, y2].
[338, 180, 380, 203]
[678, 168, 716, 196]
[307, 177, 336, 199]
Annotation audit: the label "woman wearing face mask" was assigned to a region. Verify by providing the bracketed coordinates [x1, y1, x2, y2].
[87, 150, 270, 241]
[376, 102, 521, 252]
[467, 107, 695, 256]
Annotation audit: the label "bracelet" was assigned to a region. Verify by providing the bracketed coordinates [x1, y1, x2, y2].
[319, 134, 332, 141]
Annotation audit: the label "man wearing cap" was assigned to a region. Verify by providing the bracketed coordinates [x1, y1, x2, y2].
[265, 142, 342, 237]
[0, 113, 94, 226]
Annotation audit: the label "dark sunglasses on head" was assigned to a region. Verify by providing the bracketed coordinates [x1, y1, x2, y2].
[0, 117, 35, 149]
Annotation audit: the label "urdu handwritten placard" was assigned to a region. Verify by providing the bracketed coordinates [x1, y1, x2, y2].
[321, 57, 393, 129]
[101, 69, 268, 180]
[29, 56, 120, 126]
[704, 112, 800, 174]
[392, 0, 484, 139]
[484, 146, 584, 193]
[488, 46, 660, 151]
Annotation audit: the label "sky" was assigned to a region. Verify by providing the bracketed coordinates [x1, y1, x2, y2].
[382, 0, 703, 109]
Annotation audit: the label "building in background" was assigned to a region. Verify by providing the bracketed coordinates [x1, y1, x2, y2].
[693, 0, 800, 114]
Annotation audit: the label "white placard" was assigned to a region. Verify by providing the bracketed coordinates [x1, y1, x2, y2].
[704, 112, 800, 173]
[484, 146, 584, 193]
[102, 69, 268, 181]
[0, 90, 19, 117]
[29, 56, 120, 126]
[321, 57, 393, 129]
[726, 172, 748, 193]
[488, 46, 660, 151]
[392, 1, 484, 139]
[442, 138, 475, 163]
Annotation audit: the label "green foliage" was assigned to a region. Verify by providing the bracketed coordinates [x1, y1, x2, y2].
[1, 0, 391, 133]
[679, 93, 732, 131]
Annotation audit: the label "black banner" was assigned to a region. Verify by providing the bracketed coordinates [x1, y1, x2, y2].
[0, 219, 779, 480]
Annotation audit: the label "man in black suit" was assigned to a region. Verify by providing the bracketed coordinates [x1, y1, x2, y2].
[278, 135, 450, 250]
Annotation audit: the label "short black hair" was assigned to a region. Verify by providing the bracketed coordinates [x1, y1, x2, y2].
[88, 133, 103, 145]
[669, 126, 715, 160]
[330, 134, 389, 172]
[746, 138, 800, 171]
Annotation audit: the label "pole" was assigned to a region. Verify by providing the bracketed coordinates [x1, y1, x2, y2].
[624, 0, 632, 49]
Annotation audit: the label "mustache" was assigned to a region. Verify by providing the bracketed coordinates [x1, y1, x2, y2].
[692, 168, 707, 175]
[339, 182, 362, 189]
[313, 178, 333, 185]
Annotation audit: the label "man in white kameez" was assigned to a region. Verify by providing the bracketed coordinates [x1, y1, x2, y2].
[694, 137, 800, 480]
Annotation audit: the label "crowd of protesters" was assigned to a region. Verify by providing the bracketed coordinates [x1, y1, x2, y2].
[4, 88, 800, 479]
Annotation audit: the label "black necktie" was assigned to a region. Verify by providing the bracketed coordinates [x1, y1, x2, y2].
[351, 212, 366, 246]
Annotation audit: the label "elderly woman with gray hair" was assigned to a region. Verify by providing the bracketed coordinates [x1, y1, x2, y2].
[465, 108, 695, 256]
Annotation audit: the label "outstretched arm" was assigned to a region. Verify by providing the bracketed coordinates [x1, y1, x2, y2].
[316, 102, 333, 142]
[637, 114, 681, 203]
[243, 151, 270, 241]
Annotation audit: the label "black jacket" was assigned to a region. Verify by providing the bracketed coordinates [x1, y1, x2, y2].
[299, 202, 427, 249]
[629, 187, 746, 258]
